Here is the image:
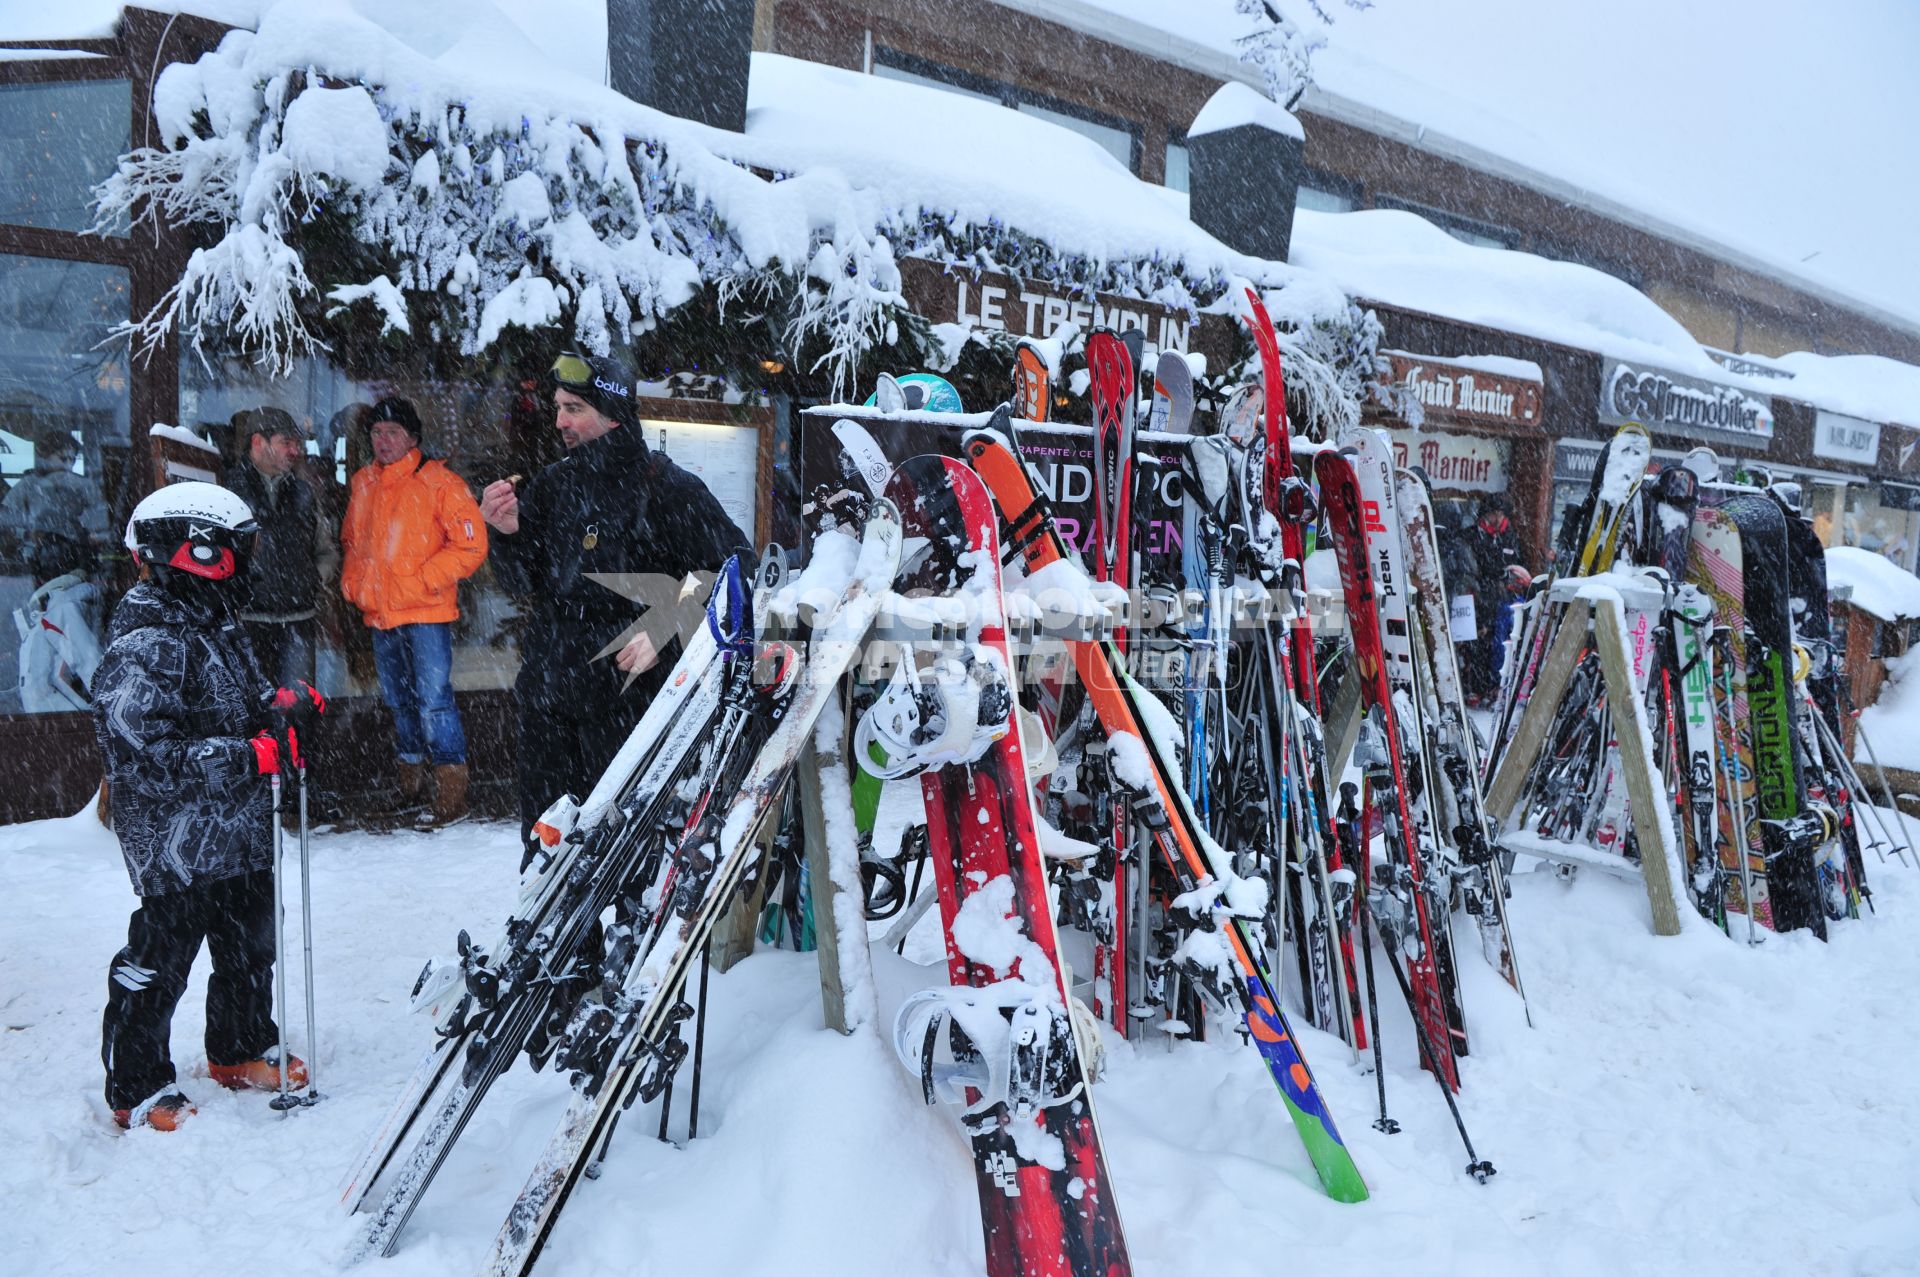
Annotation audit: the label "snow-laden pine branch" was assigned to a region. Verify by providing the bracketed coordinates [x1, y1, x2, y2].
[92, 10, 1371, 404]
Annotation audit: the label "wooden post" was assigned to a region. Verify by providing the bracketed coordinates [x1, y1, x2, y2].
[796, 736, 854, 1033]
[1486, 601, 1593, 824]
[1590, 593, 1686, 937]
[709, 822, 773, 974]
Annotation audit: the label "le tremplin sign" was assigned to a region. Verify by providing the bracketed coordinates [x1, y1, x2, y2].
[1600, 359, 1774, 445]
[899, 256, 1199, 355]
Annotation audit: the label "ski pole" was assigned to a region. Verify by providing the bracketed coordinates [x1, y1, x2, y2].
[1346, 782, 1396, 1134]
[1852, 714, 1916, 864]
[1811, 709, 1905, 867]
[1365, 894, 1495, 1183]
[269, 767, 296, 1114]
[687, 942, 711, 1141]
[297, 756, 320, 1105]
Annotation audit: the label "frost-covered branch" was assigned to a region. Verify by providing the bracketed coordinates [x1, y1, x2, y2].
[1234, 0, 1374, 109]
[91, 18, 1360, 404]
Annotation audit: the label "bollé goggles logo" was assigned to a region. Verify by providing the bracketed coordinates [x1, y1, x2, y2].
[594, 375, 631, 398]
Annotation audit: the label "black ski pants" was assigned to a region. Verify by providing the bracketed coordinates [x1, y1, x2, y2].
[516, 694, 647, 867]
[101, 869, 280, 1110]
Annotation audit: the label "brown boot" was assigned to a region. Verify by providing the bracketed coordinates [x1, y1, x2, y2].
[396, 761, 426, 808]
[429, 763, 469, 827]
[367, 761, 426, 821]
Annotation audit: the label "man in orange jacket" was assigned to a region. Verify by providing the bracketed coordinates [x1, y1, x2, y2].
[341, 397, 487, 824]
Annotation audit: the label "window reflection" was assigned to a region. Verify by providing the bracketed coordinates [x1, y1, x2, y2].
[0, 253, 128, 713]
[0, 78, 131, 234]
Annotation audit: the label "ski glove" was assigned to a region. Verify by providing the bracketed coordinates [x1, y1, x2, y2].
[250, 732, 281, 776]
[270, 681, 327, 731]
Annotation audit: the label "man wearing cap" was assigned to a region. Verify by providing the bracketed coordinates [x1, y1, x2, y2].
[223, 407, 337, 688]
[341, 396, 488, 825]
[479, 349, 748, 854]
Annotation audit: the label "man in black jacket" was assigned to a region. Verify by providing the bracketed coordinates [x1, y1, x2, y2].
[1460, 493, 1525, 701]
[480, 350, 749, 851]
[95, 482, 313, 1131]
[224, 407, 337, 686]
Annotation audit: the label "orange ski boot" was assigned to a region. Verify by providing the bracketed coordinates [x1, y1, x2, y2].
[113, 1091, 196, 1131]
[209, 1049, 308, 1092]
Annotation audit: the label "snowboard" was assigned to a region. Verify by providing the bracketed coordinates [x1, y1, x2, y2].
[883, 452, 1133, 1277]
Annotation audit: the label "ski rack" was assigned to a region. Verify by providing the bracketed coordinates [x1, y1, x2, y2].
[1483, 587, 1689, 936]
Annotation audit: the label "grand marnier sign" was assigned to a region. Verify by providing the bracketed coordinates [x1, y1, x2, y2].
[1599, 358, 1774, 444]
[1381, 351, 1543, 430]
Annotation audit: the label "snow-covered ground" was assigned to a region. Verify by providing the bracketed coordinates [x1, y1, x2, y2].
[6, 805, 1920, 1276]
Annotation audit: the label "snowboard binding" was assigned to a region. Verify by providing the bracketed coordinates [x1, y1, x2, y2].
[892, 985, 1085, 1121]
[855, 646, 1012, 779]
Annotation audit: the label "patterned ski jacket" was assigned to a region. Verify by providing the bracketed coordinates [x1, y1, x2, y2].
[341, 449, 488, 630]
[92, 581, 274, 897]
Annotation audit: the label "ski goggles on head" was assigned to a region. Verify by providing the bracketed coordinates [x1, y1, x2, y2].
[549, 350, 636, 409]
[549, 352, 598, 389]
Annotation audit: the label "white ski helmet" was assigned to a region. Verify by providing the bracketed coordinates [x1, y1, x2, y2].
[124, 481, 259, 581]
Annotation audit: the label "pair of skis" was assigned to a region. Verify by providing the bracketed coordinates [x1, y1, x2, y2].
[341, 504, 905, 1276]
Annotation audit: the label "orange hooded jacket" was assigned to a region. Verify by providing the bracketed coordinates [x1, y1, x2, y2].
[340, 449, 488, 630]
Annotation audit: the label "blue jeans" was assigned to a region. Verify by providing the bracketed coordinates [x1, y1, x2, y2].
[369, 622, 467, 765]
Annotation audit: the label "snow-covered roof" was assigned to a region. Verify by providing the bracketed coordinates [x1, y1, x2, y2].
[1826, 546, 1920, 623]
[1290, 209, 1725, 375]
[992, 0, 1920, 343]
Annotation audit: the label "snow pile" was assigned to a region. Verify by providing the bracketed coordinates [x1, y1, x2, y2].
[91, 1, 1356, 398]
[7, 805, 1920, 1274]
[1188, 81, 1305, 141]
[1857, 647, 1920, 773]
[94, 0, 1383, 406]
[1828, 545, 1920, 624]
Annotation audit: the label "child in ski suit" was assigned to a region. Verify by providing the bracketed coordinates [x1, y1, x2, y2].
[93, 482, 318, 1131]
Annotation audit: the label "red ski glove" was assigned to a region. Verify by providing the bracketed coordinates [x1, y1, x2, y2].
[250, 732, 281, 776]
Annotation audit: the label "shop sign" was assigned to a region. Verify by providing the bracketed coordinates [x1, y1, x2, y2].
[1599, 359, 1774, 444]
[1381, 351, 1542, 429]
[1553, 440, 1604, 485]
[1705, 347, 1795, 381]
[1383, 428, 1509, 493]
[1813, 411, 1882, 465]
[899, 255, 1196, 354]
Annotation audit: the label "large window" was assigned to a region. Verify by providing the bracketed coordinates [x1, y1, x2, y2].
[874, 48, 1140, 172]
[1164, 140, 1190, 193]
[0, 253, 129, 713]
[0, 77, 130, 233]
[1297, 185, 1356, 214]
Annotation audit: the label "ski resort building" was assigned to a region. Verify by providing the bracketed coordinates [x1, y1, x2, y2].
[1, 0, 1917, 822]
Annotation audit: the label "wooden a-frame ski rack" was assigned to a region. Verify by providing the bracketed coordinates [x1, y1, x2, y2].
[1484, 586, 1688, 937]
